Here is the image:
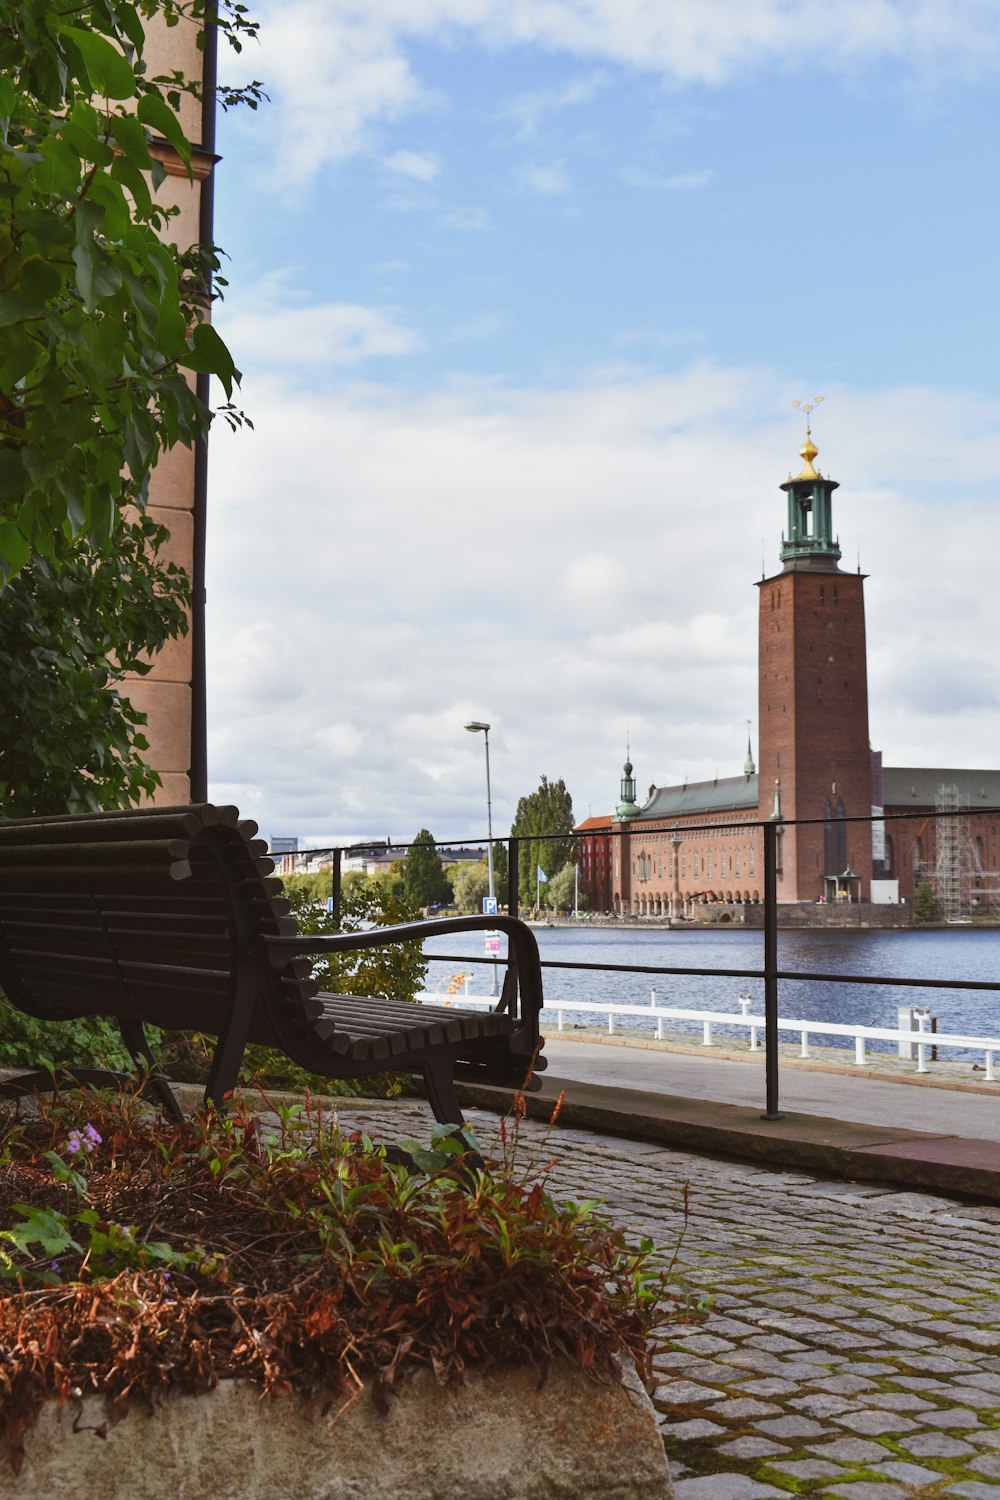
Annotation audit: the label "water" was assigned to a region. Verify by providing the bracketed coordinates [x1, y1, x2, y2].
[421, 926, 1000, 1057]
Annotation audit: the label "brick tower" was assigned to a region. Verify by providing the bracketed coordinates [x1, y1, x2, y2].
[757, 426, 873, 902]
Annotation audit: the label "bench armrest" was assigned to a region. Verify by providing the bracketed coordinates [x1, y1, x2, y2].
[264, 914, 544, 1039]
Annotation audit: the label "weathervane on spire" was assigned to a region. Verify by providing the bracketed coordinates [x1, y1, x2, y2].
[791, 395, 824, 435]
[790, 396, 825, 480]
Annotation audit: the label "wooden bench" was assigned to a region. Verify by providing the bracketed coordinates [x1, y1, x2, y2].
[0, 804, 546, 1126]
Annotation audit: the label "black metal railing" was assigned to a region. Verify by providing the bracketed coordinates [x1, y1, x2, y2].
[272, 805, 1000, 1122]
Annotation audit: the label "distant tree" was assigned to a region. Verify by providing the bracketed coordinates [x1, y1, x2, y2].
[403, 829, 453, 909]
[547, 861, 584, 913]
[914, 880, 942, 922]
[451, 859, 491, 913]
[491, 839, 509, 900]
[511, 775, 574, 907]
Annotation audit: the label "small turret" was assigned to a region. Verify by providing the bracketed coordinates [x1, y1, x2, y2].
[614, 756, 641, 823]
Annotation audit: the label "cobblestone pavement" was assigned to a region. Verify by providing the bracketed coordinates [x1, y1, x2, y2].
[331, 1097, 1000, 1499]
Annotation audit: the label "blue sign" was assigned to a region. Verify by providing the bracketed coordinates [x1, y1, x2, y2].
[482, 896, 498, 916]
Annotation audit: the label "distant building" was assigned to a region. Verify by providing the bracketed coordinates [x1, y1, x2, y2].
[579, 432, 1000, 918]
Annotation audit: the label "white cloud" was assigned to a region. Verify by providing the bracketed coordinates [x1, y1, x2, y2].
[620, 166, 714, 191]
[244, 0, 1000, 182]
[217, 281, 420, 369]
[519, 160, 572, 196]
[502, 72, 608, 138]
[382, 147, 441, 181]
[206, 349, 1000, 842]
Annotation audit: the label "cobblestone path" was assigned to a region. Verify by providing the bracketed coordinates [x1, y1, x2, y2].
[333, 1098, 1000, 1499]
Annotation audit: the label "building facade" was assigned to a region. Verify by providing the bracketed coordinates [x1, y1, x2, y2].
[125, 15, 217, 805]
[579, 432, 1000, 917]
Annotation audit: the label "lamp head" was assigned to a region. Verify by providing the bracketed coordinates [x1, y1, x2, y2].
[464, 721, 490, 734]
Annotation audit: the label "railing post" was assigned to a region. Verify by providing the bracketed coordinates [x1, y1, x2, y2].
[331, 848, 342, 926]
[762, 820, 783, 1120]
[508, 837, 520, 918]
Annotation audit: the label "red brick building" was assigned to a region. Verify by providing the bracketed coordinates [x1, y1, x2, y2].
[578, 431, 1000, 918]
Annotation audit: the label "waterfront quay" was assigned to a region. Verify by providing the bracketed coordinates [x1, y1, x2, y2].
[335, 1095, 1000, 1499]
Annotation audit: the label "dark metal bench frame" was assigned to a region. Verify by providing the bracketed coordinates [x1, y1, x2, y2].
[0, 805, 546, 1126]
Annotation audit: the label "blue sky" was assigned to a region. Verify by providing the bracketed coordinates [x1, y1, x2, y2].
[204, 1, 1000, 847]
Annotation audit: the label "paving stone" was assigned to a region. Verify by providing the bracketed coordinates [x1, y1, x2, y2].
[915, 1406, 986, 1429]
[669, 1334, 737, 1355]
[827, 1487, 911, 1500]
[898, 1432, 977, 1458]
[754, 1415, 827, 1439]
[769, 1458, 850, 1480]
[744, 1334, 809, 1353]
[808, 1375, 879, 1395]
[969, 1454, 1000, 1479]
[807, 1439, 897, 1463]
[717, 1437, 790, 1459]
[652, 1380, 726, 1405]
[958, 1373, 1000, 1394]
[659, 1418, 727, 1441]
[832, 1410, 919, 1436]
[863, 1392, 937, 1411]
[874, 1460, 950, 1484]
[731, 1378, 801, 1398]
[788, 1393, 861, 1418]
[706, 1398, 783, 1420]
[942, 1485, 1000, 1499]
[673, 1477, 789, 1499]
[954, 1389, 1000, 1410]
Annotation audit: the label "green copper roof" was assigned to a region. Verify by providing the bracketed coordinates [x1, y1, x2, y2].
[637, 774, 759, 821]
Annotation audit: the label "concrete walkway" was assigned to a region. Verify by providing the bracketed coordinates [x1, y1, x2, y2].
[541, 1036, 1000, 1141]
[335, 1094, 1000, 1500]
[456, 1034, 1000, 1205]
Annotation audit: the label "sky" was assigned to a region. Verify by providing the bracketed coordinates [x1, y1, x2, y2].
[204, 0, 1000, 850]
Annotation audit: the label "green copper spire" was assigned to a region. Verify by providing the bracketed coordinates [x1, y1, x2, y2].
[779, 424, 842, 571]
[744, 726, 755, 777]
[613, 753, 641, 823]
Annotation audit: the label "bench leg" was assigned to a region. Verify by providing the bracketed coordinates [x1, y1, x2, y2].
[118, 1018, 186, 1125]
[421, 1062, 485, 1178]
[421, 1060, 465, 1127]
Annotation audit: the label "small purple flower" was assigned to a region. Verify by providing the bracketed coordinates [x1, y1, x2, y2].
[66, 1123, 101, 1155]
[50, 1261, 59, 1272]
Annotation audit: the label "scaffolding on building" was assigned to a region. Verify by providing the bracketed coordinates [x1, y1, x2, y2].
[913, 784, 1000, 918]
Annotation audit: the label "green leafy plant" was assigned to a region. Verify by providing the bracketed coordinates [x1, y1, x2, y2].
[0, 0, 260, 817]
[0, 1087, 690, 1474]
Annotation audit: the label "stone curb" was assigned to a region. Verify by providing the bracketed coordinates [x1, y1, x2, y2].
[455, 1075, 1000, 1203]
[1, 1362, 672, 1500]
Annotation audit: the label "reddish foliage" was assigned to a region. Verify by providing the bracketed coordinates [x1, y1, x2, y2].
[0, 1092, 674, 1472]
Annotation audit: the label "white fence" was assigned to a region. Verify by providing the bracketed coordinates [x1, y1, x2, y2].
[417, 987, 1000, 1080]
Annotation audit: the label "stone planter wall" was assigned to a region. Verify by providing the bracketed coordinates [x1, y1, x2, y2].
[2, 1360, 672, 1500]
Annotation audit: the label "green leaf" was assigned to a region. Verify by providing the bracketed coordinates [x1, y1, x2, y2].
[58, 26, 136, 101]
[0, 521, 30, 584]
[137, 91, 191, 166]
[184, 320, 241, 398]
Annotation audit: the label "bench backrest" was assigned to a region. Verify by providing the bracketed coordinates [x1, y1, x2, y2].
[0, 805, 319, 1043]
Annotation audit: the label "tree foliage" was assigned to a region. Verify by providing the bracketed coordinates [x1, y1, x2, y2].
[0, 0, 256, 579]
[546, 861, 583, 913]
[511, 775, 574, 908]
[0, 0, 258, 815]
[913, 880, 942, 923]
[0, 511, 188, 814]
[451, 858, 491, 913]
[403, 829, 453, 910]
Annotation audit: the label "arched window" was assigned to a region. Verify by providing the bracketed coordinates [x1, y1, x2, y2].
[884, 835, 894, 875]
[824, 797, 847, 876]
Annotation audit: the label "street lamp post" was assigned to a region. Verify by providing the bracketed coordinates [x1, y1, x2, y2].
[464, 720, 497, 995]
